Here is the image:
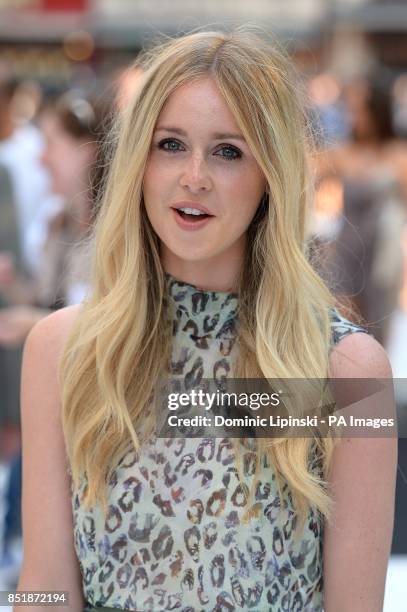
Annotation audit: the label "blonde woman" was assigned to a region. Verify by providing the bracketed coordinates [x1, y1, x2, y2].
[16, 30, 397, 612]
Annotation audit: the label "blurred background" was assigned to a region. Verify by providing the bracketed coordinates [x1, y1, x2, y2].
[0, 0, 406, 609]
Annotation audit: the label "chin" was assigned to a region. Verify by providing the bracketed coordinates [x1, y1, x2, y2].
[170, 251, 211, 263]
[163, 242, 213, 263]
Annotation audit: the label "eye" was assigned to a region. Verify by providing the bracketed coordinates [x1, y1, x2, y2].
[215, 145, 242, 161]
[158, 138, 185, 153]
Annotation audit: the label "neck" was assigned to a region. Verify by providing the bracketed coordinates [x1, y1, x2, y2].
[161, 243, 245, 293]
[160, 234, 246, 293]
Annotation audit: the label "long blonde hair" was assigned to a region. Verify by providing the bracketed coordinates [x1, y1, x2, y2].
[60, 28, 338, 532]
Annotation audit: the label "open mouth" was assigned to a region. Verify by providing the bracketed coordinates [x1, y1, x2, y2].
[172, 207, 213, 222]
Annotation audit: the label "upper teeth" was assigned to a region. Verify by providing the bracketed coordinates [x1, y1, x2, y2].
[178, 207, 206, 216]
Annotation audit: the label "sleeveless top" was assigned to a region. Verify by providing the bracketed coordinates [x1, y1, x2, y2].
[71, 272, 370, 612]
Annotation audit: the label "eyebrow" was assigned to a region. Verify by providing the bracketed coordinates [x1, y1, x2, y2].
[155, 125, 246, 142]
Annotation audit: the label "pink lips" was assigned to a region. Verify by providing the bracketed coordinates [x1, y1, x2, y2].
[171, 208, 214, 232]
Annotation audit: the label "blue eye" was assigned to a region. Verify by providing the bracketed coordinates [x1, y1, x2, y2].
[158, 138, 184, 152]
[216, 145, 242, 161]
[156, 138, 241, 160]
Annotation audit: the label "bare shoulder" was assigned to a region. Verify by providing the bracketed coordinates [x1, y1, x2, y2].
[329, 331, 393, 379]
[25, 303, 82, 355]
[23, 304, 83, 383]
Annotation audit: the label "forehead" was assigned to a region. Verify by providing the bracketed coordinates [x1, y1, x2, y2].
[156, 77, 241, 131]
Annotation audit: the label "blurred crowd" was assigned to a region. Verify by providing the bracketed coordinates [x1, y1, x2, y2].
[310, 68, 407, 347]
[1, 56, 407, 588]
[0, 67, 125, 588]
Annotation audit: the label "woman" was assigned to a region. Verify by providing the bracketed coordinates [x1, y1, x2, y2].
[16, 31, 397, 611]
[315, 71, 407, 347]
[329, 71, 407, 199]
[0, 91, 108, 344]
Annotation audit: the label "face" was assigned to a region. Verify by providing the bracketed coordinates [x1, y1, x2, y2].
[40, 111, 94, 199]
[142, 77, 266, 285]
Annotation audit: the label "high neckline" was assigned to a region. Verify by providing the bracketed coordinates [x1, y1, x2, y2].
[164, 272, 239, 344]
[164, 272, 239, 297]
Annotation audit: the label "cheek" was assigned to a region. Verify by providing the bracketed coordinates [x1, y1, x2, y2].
[221, 169, 265, 220]
[143, 157, 175, 209]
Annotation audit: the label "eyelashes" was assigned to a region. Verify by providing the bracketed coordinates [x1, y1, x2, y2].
[157, 138, 242, 161]
[158, 139, 183, 153]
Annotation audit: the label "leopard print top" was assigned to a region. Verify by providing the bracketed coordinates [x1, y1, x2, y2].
[72, 272, 370, 612]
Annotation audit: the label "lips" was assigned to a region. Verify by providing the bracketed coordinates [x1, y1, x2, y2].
[171, 202, 214, 216]
[171, 207, 214, 231]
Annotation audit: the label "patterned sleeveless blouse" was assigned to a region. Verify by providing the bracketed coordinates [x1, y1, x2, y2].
[72, 272, 370, 612]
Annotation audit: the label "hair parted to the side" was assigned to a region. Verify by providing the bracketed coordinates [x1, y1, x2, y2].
[59, 27, 339, 534]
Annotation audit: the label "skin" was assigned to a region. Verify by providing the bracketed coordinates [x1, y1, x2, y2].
[142, 77, 267, 292]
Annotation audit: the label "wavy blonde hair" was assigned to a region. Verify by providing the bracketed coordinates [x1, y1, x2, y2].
[60, 28, 339, 533]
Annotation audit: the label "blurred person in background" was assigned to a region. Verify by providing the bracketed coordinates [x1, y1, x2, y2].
[0, 74, 56, 543]
[0, 91, 109, 343]
[0, 76, 55, 278]
[0, 90, 110, 588]
[0, 74, 57, 460]
[316, 69, 407, 347]
[0, 68, 140, 345]
[0, 73, 53, 591]
[335, 70, 407, 197]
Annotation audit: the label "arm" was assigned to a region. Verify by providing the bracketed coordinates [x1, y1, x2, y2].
[323, 332, 398, 612]
[14, 305, 85, 612]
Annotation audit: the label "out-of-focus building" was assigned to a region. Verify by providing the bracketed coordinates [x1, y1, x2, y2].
[0, 0, 405, 89]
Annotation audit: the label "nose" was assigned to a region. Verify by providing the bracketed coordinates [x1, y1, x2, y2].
[179, 152, 212, 193]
